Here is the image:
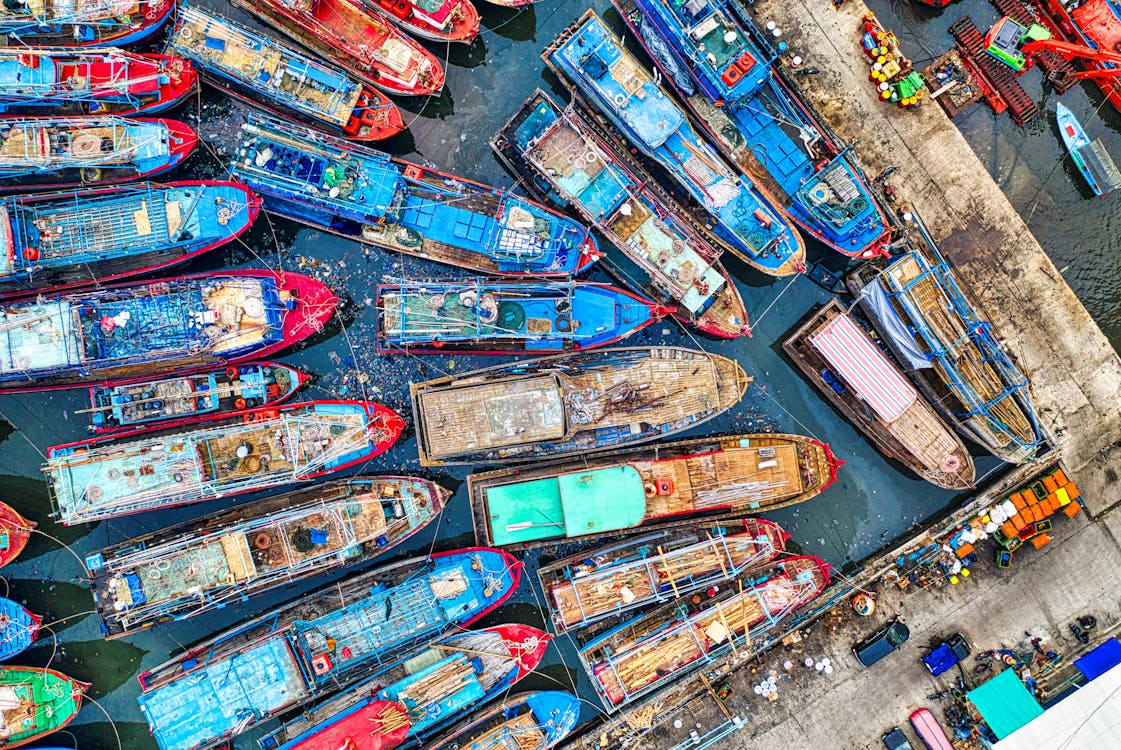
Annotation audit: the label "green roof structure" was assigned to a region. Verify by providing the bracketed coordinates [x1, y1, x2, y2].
[486, 466, 647, 545]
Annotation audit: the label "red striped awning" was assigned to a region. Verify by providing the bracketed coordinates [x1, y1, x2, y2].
[811, 313, 916, 424]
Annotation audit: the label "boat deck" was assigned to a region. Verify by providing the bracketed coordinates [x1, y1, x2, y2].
[783, 301, 974, 489]
[0, 668, 84, 745]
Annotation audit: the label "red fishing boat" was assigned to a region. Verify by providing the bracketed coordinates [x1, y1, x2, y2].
[232, 0, 445, 96]
[1040, 0, 1121, 110]
[0, 49, 196, 118]
[282, 699, 411, 750]
[365, 0, 480, 43]
[0, 504, 33, 569]
[0, 0, 174, 48]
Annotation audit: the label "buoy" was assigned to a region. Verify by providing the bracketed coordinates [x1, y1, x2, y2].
[851, 592, 875, 616]
[254, 532, 272, 549]
[22, 247, 39, 262]
[234, 397, 247, 410]
[226, 366, 239, 380]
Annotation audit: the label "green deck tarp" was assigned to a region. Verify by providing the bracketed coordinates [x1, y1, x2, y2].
[967, 668, 1044, 740]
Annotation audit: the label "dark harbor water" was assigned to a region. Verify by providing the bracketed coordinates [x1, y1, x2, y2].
[0, 0, 1116, 747]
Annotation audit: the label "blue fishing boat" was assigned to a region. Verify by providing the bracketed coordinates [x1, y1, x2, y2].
[230, 113, 600, 277]
[544, 11, 804, 277]
[164, 5, 405, 142]
[492, 90, 751, 339]
[0, 49, 196, 117]
[427, 691, 581, 750]
[261, 623, 552, 748]
[0, 0, 174, 47]
[0, 598, 41, 662]
[136, 547, 523, 750]
[0, 116, 197, 192]
[85, 361, 309, 432]
[377, 279, 665, 354]
[1056, 101, 1121, 196]
[0, 269, 337, 392]
[614, 0, 890, 258]
[0, 181, 259, 298]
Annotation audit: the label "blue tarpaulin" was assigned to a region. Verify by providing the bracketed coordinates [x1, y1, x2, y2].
[1074, 637, 1121, 681]
[923, 644, 958, 676]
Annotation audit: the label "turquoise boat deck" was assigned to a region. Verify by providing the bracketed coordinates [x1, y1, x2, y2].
[547, 14, 801, 272]
[485, 465, 648, 545]
[511, 95, 724, 315]
[139, 637, 309, 750]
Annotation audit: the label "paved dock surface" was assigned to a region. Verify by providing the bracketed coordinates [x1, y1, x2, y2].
[748, 0, 1121, 515]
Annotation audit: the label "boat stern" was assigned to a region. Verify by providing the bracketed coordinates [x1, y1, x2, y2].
[160, 118, 199, 169]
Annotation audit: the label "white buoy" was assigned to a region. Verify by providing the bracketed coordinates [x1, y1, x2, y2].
[620, 202, 632, 216]
[903, 211, 914, 222]
[724, 31, 737, 44]
[772, 28, 782, 38]
[824, 664, 834, 675]
[766, 21, 776, 30]
[783, 660, 793, 670]
[815, 661, 825, 671]
[673, 719, 683, 729]
[792, 56, 803, 67]
[804, 657, 814, 667]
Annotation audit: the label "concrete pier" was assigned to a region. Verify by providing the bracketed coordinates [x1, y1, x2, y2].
[749, 0, 1121, 515]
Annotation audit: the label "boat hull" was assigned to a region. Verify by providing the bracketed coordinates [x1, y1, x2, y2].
[376, 280, 662, 354]
[0, 269, 336, 392]
[426, 691, 581, 750]
[0, 0, 174, 47]
[364, 0, 480, 42]
[0, 117, 197, 192]
[0, 599, 41, 662]
[87, 476, 449, 637]
[0, 666, 89, 749]
[0, 503, 34, 568]
[0, 181, 259, 299]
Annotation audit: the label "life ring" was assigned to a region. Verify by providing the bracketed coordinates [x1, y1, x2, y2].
[254, 533, 272, 550]
[614, 92, 626, 106]
[644, 482, 657, 497]
[234, 397, 247, 410]
[22, 247, 39, 262]
[178, 24, 193, 41]
[71, 133, 102, 157]
[226, 366, 239, 379]
[555, 315, 572, 332]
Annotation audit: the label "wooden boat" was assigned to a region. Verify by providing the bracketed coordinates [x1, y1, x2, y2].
[263, 624, 551, 748]
[364, 0, 479, 43]
[232, 112, 600, 277]
[87, 476, 449, 637]
[230, 0, 445, 97]
[544, 12, 805, 277]
[426, 691, 581, 750]
[0, 599, 40, 662]
[84, 361, 309, 433]
[0, 116, 197, 192]
[0, 0, 174, 47]
[0, 269, 336, 392]
[137, 548, 522, 750]
[0, 181, 259, 298]
[537, 518, 788, 632]
[491, 90, 751, 339]
[782, 300, 975, 489]
[165, 5, 404, 142]
[0, 666, 89, 749]
[1056, 102, 1121, 195]
[613, 0, 889, 259]
[376, 279, 664, 354]
[411, 346, 750, 466]
[467, 432, 838, 548]
[271, 699, 410, 750]
[46, 400, 405, 525]
[847, 215, 1042, 464]
[0, 49, 196, 117]
[579, 555, 830, 709]
[0, 504, 33, 569]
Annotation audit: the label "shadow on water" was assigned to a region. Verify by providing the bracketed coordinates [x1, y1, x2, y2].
[56, 721, 153, 750]
[444, 35, 489, 68]
[398, 86, 456, 121]
[26, 638, 146, 700]
[9, 580, 95, 637]
[480, 5, 537, 43]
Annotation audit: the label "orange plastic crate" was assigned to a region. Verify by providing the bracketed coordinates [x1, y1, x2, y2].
[1053, 469, 1069, 486]
[1009, 513, 1025, 531]
[1064, 502, 1082, 518]
[1042, 475, 1059, 493]
[1031, 533, 1052, 549]
[1022, 488, 1039, 506]
[1001, 520, 1018, 537]
[955, 543, 974, 558]
[1011, 492, 1027, 510]
[1066, 482, 1081, 501]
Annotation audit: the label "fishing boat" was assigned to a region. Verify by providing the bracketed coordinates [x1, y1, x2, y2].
[1040, 0, 1121, 112]
[230, 0, 445, 97]
[87, 476, 449, 637]
[231, 113, 600, 277]
[0, 181, 259, 298]
[0, 504, 33, 569]
[46, 399, 405, 525]
[467, 432, 838, 547]
[0, 666, 89, 749]
[364, 0, 480, 43]
[579, 555, 829, 709]
[492, 90, 751, 339]
[0, 599, 40, 662]
[165, 5, 404, 143]
[0, 270, 335, 391]
[846, 217, 1042, 464]
[411, 346, 750, 466]
[0, 0, 173, 47]
[613, 0, 890, 258]
[1056, 101, 1121, 195]
[0, 49, 196, 117]
[84, 361, 308, 433]
[136, 547, 522, 750]
[263, 624, 551, 748]
[0, 116, 197, 192]
[537, 518, 788, 632]
[268, 700, 410, 750]
[426, 691, 581, 750]
[544, 11, 805, 277]
[783, 300, 976, 489]
[377, 279, 664, 354]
